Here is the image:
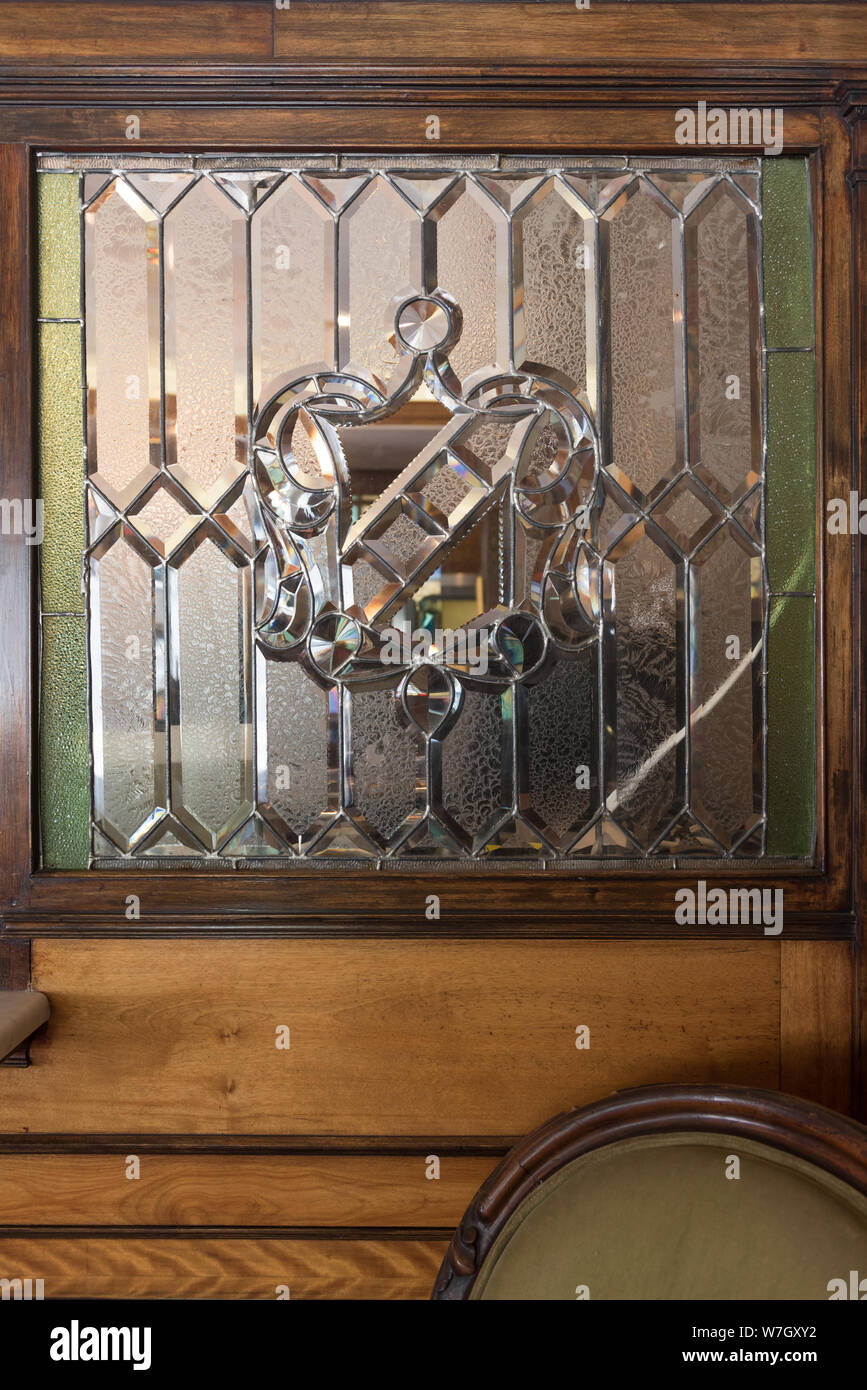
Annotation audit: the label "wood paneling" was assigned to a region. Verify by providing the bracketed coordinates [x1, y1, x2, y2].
[0, 145, 33, 911]
[0, 1154, 490, 1228]
[0, 1, 861, 70]
[0, 104, 823, 156]
[855, 110, 867, 1124]
[274, 3, 867, 66]
[0, 1235, 444, 1299]
[781, 941, 854, 1113]
[0, 2, 271, 61]
[0, 939, 780, 1134]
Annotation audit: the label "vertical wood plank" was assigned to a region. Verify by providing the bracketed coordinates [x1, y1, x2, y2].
[780, 940, 853, 1113]
[0, 937, 32, 1065]
[0, 144, 34, 914]
[853, 135, 867, 1125]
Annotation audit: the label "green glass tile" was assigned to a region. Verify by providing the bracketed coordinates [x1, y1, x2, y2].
[36, 173, 80, 319]
[40, 614, 90, 869]
[38, 322, 84, 614]
[766, 350, 815, 593]
[766, 595, 815, 857]
[762, 158, 814, 349]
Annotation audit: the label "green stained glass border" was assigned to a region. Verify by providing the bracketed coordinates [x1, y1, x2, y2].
[761, 156, 817, 858]
[36, 171, 89, 869]
[40, 614, 90, 869]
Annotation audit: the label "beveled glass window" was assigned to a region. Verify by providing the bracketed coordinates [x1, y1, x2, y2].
[36, 153, 816, 867]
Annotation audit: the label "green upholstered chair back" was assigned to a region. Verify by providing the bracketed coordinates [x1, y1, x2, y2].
[432, 1086, 867, 1300]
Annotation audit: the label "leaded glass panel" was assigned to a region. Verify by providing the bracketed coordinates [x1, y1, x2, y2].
[35, 153, 817, 866]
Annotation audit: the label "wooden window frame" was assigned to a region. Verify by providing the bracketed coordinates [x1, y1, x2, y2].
[0, 6, 863, 944]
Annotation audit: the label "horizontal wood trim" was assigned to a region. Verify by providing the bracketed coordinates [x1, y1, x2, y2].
[0, 1235, 444, 1299]
[6, 870, 849, 931]
[0, 1155, 491, 1228]
[0, 71, 846, 102]
[0, 939, 781, 1134]
[273, 3, 867, 66]
[0, 104, 823, 151]
[4, 913, 854, 939]
[0, 2, 271, 62]
[0, 1133, 514, 1155]
[780, 940, 854, 1113]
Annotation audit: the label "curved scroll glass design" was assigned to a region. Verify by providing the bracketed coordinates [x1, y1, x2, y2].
[35, 154, 816, 866]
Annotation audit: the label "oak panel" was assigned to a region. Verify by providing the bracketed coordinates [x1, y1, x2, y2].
[0, 939, 780, 1134]
[274, 3, 867, 65]
[0, 1236, 444, 1299]
[0, 2, 271, 61]
[781, 940, 853, 1113]
[0, 1154, 491, 1228]
[0, 104, 822, 154]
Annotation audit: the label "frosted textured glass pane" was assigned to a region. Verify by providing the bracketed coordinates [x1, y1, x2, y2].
[606, 525, 682, 849]
[41, 615, 89, 869]
[441, 688, 510, 843]
[767, 596, 815, 856]
[767, 351, 816, 594]
[687, 183, 760, 505]
[260, 655, 331, 842]
[348, 684, 418, 842]
[165, 180, 246, 506]
[527, 649, 597, 846]
[762, 158, 814, 350]
[689, 525, 762, 849]
[517, 180, 589, 393]
[37, 173, 80, 319]
[172, 536, 252, 847]
[85, 180, 158, 506]
[435, 181, 502, 382]
[345, 176, 419, 381]
[91, 533, 160, 849]
[604, 182, 681, 503]
[252, 177, 333, 400]
[38, 323, 85, 614]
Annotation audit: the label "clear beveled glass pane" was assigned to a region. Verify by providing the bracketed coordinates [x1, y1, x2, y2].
[252, 176, 334, 402]
[514, 178, 592, 394]
[527, 647, 598, 849]
[604, 523, 683, 850]
[90, 528, 163, 850]
[344, 175, 421, 382]
[258, 653, 334, 848]
[441, 687, 511, 850]
[164, 178, 247, 508]
[686, 182, 761, 506]
[434, 178, 504, 383]
[602, 179, 683, 505]
[347, 682, 421, 848]
[85, 179, 160, 508]
[689, 524, 763, 850]
[169, 532, 253, 849]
